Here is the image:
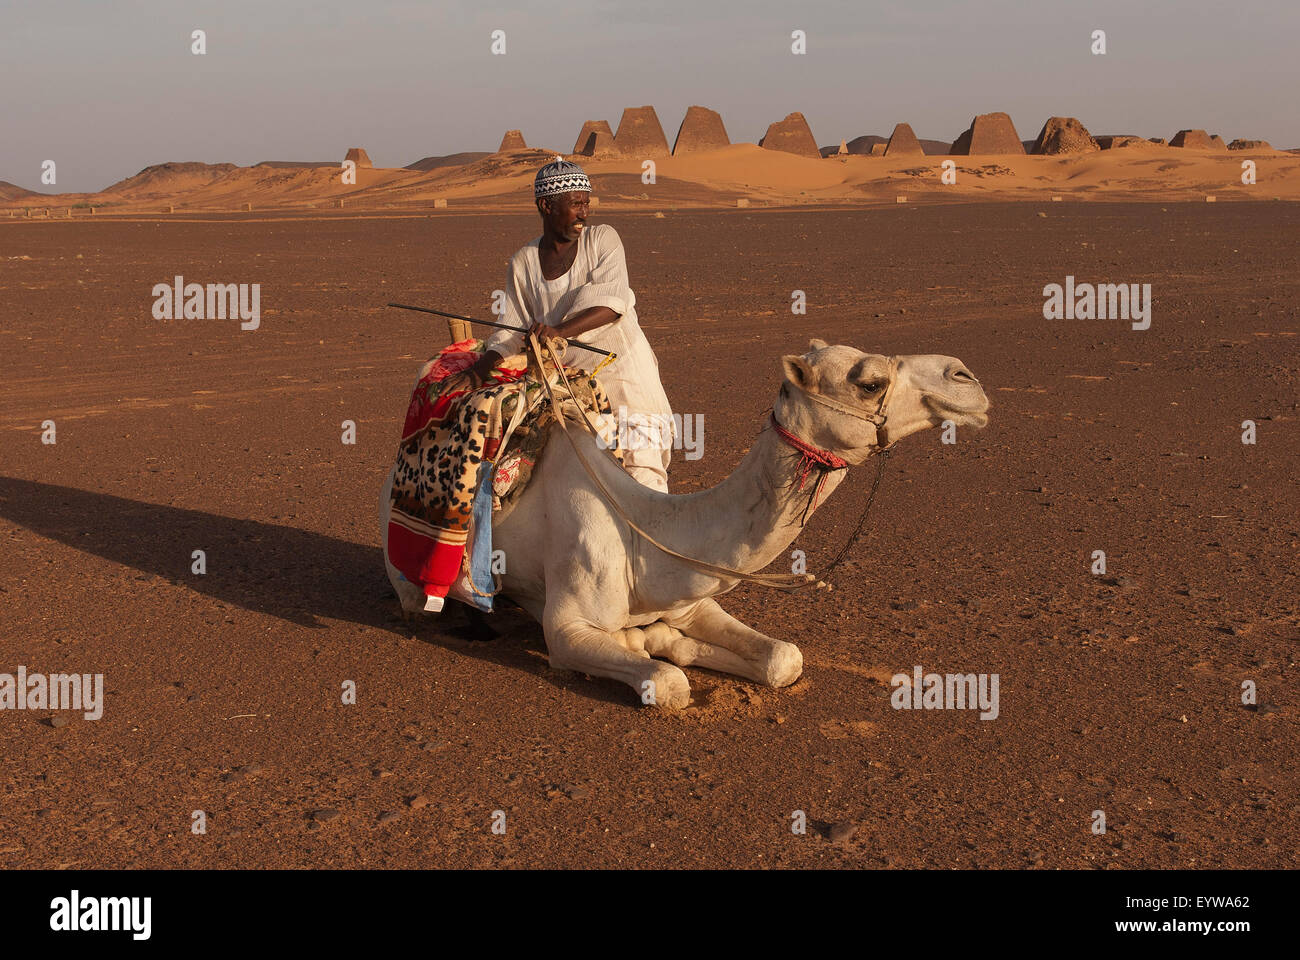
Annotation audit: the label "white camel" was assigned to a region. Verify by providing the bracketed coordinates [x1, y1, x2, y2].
[380, 340, 989, 708]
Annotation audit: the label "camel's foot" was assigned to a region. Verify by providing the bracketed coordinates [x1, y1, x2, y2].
[762, 640, 803, 688]
[642, 620, 802, 689]
[664, 599, 805, 689]
[638, 661, 691, 710]
[544, 620, 692, 709]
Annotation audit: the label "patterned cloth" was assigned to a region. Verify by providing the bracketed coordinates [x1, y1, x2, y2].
[534, 157, 590, 198]
[386, 338, 622, 604]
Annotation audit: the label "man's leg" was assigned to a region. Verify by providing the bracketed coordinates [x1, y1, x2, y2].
[619, 411, 672, 492]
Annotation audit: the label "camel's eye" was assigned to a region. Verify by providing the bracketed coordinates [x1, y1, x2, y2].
[858, 381, 884, 395]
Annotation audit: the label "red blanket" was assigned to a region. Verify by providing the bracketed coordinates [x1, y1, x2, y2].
[386, 339, 527, 601]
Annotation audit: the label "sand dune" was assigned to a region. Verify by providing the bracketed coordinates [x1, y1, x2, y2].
[0, 180, 40, 201]
[4, 137, 1297, 213]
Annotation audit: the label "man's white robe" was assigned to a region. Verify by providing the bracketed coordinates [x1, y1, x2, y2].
[484, 223, 674, 491]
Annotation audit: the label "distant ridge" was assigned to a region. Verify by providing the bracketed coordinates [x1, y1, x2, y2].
[405, 152, 491, 172]
[255, 160, 335, 169]
[0, 180, 39, 201]
[103, 162, 238, 195]
[822, 134, 950, 156]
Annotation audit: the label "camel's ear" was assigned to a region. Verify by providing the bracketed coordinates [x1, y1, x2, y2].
[782, 354, 818, 391]
[808, 338, 829, 350]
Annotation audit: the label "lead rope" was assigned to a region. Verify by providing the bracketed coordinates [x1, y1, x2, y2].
[526, 333, 891, 592]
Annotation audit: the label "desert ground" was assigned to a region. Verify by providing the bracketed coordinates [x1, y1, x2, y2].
[1, 202, 1296, 868]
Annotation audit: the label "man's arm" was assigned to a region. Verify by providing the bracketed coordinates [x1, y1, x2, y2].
[531, 305, 619, 344]
[533, 226, 632, 343]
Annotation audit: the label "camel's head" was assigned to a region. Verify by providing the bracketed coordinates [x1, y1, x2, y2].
[777, 339, 990, 463]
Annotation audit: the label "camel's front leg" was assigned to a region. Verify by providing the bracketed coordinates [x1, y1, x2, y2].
[544, 613, 692, 709]
[665, 598, 803, 688]
[638, 622, 772, 684]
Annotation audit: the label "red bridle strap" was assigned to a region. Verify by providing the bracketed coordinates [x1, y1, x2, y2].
[770, 413, 849, 511]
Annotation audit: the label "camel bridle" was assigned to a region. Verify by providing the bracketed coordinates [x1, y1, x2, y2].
[775, 354, 900, 449]
[525, 334, 895, 592]
[771, 357, 898, 581]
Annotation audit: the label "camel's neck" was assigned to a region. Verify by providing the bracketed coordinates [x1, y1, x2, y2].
[682, 420, 851, 575]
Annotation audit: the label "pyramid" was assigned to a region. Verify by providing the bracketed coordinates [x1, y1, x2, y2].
[613, 106, 670, 157]
[1030, 117, 1099, 155]
[344, 147, 372, 168]
[1209, 134, 1228, 150]
[758, 112, 820, 158]
[1148, 138, 1167, 146]
[576, 129, 617, 157]
[1228, 139, 1273, 151]
[884, 123, 924, 156]
[1170, 129, 1214, 149]
[948, 112, 1025, 155]
[572, 120, 616, 156]
[869, 143, 887, 156]
[498, 129, 527, 152]
[672, 106, 730, 155]
[837, 140, 848, 156]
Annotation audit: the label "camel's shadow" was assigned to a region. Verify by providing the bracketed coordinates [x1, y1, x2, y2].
[0, 475, 633, 705]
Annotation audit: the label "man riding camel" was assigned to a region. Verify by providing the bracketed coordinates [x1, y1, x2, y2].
[444, 157, 675, 491]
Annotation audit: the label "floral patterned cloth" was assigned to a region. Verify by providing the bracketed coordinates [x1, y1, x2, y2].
[386, 338, 622, 603]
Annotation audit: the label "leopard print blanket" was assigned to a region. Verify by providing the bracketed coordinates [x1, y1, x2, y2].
[385, 338, 623, 603]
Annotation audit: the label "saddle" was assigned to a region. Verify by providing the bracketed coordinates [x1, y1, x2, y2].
[385, 338, 624, 609]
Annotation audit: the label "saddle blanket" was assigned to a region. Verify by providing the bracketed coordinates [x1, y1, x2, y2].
[385, 337, 623, 608]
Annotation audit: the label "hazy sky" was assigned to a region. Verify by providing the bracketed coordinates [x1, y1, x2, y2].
[3, 0, 1295, 193]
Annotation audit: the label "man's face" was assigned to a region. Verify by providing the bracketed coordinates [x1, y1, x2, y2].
[539, 191, 591, 241]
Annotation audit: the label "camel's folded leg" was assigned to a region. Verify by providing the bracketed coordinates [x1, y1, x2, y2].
[638, 622, 768, 683]
[544, 617, 691, 709]
[664, 598, 803, 688]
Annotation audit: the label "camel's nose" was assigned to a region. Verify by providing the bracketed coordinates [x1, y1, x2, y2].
[946, 363, 979, 384]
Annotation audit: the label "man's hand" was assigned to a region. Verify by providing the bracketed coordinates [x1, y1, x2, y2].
[528, 321, 565, 345]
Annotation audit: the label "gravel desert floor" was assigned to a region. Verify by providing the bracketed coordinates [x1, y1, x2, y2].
[1, 202, 1296, 868]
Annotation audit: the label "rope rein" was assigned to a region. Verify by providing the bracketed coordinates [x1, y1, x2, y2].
[518, 334, 894, 592]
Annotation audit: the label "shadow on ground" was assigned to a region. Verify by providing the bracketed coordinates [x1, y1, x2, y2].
[0, 476, 696, 708]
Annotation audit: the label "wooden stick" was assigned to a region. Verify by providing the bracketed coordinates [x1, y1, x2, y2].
[386, 302, 615, 358]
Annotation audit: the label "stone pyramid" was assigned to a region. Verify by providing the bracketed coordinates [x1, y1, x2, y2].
[344, 147, 372, 168]
[758, 112, 820, 158]
[884, 123, 924, 156]
[672, 106, 730, 155]
[1030, 117, 1099, 155]
[498, 129, 527, 152]
[1170, 129, 1214, 149]
[572, 120, 616, 156]
[613, 106, 670, 157]
[949, 112, 1025, 155]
